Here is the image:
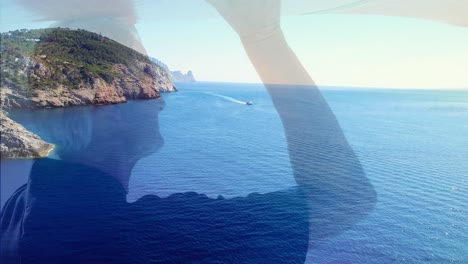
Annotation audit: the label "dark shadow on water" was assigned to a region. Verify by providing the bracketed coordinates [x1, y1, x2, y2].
[1, 85, 376, 263]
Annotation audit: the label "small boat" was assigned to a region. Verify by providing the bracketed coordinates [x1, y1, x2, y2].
[246, 101, 253, 105]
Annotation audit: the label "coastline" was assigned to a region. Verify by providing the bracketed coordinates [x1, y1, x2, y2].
[37, 144, 55, 159]
[1, 144, 55, 160]
[0, 111, 55, 159]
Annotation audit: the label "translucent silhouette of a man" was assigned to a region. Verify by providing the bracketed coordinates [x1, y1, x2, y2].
[0, 1, 385, 263]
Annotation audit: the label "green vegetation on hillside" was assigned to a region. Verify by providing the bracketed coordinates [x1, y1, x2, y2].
[0, 28, 161, 92]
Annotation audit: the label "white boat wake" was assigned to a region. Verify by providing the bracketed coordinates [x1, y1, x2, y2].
[204, 92, 250, 105]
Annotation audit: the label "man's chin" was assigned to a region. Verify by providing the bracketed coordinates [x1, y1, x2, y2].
[131, 140, 164, 159]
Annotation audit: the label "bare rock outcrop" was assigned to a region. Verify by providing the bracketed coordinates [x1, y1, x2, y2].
[0, 111, 54, 159]
[1, 61, 177, 109]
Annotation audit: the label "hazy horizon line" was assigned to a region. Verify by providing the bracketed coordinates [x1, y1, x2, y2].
[184, 81, 468, 91]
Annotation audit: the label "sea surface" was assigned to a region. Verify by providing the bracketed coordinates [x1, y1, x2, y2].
[1, 82, 467, 263]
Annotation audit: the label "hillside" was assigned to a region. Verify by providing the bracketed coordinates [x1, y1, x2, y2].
[0, 28, 176, 109]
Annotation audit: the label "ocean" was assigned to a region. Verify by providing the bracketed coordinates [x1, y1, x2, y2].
[1, 82, 467, 263]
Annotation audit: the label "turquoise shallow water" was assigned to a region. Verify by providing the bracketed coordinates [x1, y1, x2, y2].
[2, 83, 467, 263]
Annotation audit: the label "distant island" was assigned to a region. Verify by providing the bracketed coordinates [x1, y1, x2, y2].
[0, 28, 177, 158]
[150, 57, 196, 83]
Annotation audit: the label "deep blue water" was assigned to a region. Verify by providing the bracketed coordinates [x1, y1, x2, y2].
[1, 82, 467, 263]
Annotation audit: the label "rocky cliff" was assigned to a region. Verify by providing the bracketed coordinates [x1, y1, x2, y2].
[0, 111, 54, 158]
[1, 28, 176, 109]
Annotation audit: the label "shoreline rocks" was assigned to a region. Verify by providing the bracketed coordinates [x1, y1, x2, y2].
[1, 62, 177, 110]
[0, 111, 54, 159]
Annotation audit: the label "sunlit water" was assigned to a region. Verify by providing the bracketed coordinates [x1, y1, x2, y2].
[2, 82, 467, 263]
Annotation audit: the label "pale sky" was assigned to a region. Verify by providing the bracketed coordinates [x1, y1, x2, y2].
[1, 0, 468, 89]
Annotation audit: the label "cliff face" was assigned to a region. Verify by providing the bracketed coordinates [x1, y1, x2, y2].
[0, 111, 54, 158]
[1, 28, 177, 109]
